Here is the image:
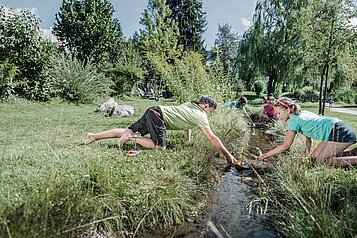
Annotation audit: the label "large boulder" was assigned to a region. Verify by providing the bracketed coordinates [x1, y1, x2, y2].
[97, 98, 135, 117]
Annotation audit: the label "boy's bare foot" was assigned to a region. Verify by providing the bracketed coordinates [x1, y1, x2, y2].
[118, 129, 134, 147]
[85, 133, 96, 144]
[350, 147, 357, 156]
[341, 147, 357, 156]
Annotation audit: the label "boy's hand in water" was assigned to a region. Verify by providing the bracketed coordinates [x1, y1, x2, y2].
[226, 155, 238, 166]
[234, 160, 250, 170]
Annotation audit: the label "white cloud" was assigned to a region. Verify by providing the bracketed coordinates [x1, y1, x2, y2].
[2, 6, 39, 17]
[41, 28, 58, 42]
[241, 17, 252, 30]
[12, 7, 38, 16]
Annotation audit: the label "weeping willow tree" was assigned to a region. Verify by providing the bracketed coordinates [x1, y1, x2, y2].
[236, 0, 306, 97]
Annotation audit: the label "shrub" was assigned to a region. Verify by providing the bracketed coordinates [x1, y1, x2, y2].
[297, 86, 319, 102]
[0, 7, 52, 99]
[49, 54, 113, 103]
[334, 88, 357, 104]
[108, 64, 144, 96]
[253, 79, 265, 97]
[0, 60, 18, 99]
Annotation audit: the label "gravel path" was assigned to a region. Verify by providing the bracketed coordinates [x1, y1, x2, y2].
[330, 105, 357, 115]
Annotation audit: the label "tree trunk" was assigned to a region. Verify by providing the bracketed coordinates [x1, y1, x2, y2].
[322, 63, 330, 115]
[272, 78, 277, 96]
[267, 68, 277, 96]
[320, 18, 335, 115]
[318, 65, 326, 115]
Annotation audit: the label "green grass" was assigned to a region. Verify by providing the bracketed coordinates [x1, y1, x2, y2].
[0, 97, 250, 237]
[260, 102, 357, 238]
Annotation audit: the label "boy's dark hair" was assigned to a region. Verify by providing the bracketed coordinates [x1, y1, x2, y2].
[198, 95, 217, 109]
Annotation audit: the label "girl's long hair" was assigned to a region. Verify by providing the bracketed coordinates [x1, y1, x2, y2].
[275, 97, 301, 115]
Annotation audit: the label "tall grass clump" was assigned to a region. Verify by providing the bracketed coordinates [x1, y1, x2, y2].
[0, 97, 250, 237]
[266, 158, 357, 238]
[49, 54, 113, 103]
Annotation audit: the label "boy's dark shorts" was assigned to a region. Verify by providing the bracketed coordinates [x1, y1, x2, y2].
[128, 106, 166, 147]
[328, 121, 356, 143]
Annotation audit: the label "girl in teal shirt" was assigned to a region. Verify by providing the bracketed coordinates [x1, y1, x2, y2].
[257, 97, 357, 166]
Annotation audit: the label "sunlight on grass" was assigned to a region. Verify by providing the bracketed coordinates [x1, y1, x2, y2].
[0, 97, 250, 236]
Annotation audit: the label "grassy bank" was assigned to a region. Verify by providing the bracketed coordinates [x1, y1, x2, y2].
[263, 105, 357, 238]
[0, 97, 250, 237]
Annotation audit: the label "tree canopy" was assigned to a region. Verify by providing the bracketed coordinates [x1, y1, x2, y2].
[53, 0, 124, 64]
[167, 0, 207, 54]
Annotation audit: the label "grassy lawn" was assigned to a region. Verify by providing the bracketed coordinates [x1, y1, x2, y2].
[0, 97, 250, 237]
[1, 94, 356, 237]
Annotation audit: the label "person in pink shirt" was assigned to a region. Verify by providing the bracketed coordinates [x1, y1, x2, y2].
[259, 95, 277, 124]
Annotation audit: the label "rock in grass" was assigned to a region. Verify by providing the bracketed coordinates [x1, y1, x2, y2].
[97, 98, 135, 117]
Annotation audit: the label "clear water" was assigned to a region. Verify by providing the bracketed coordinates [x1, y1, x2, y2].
[141, 129, 279, 238]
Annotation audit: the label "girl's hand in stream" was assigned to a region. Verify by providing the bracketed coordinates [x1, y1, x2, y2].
[256, 154, 268, 161]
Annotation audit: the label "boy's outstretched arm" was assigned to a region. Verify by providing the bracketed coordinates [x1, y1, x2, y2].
[201, 127, 237, 165]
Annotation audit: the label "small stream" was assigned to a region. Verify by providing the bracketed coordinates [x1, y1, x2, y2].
[141, 128, 279, 238]
[197, 170, 277, 238]
[188, 128, 278, 238]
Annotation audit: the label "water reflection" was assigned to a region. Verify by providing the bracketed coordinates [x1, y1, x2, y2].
[201, 170, 277, 238]
[201, 129, 278, 238]
[138, 129, 279, 238]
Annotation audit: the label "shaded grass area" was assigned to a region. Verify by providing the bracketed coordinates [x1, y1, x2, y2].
[267, 158, 357, 238]
[261, 103, 357, 238]
[0, 97, 250, 237]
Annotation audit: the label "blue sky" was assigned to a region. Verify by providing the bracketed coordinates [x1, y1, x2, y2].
[0, 0, 256, 48]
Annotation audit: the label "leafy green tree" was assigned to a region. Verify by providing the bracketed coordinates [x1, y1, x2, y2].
[235, 29, 258, 91]
[139, 0, 181, 58]
[167, 0, 207, 53]
[0, 6, 54, 100]
[137, 0, 182, 97]
[299, 0, 356, 114]
[53, 0, 124, 64]
[210, 23, 239, 78]
[239, 0, 306, 97]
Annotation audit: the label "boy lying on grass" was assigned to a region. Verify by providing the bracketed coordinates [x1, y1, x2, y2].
[86, 96, 245, 168]
[255, 97, 357, 167]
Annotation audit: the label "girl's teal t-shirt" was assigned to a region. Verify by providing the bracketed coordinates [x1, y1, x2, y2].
[227, 101, 237, 107]
[287, 110, 340, 141]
